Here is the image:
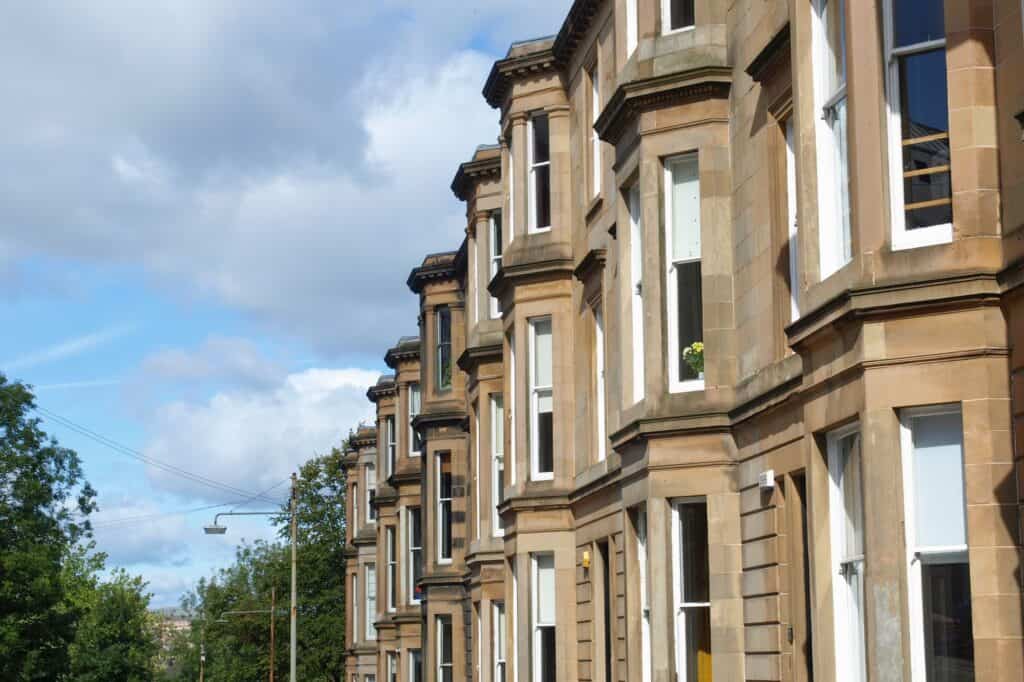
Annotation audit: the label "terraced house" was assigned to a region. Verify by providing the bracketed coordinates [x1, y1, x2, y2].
[346, 0, 1024, 681]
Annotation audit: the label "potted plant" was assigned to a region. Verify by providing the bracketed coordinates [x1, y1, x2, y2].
[682, 341, 704, 380]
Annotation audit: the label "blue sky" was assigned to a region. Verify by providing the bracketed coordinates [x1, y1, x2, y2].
[0, 0, 571, 607]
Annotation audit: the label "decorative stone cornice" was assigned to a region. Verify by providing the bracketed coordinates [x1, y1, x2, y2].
[489, 255, 575, 300]
[384, 335, 421, 369]
[483, 39, 558, 109]
[407, 250, 459, 294]
[350, 425, 377, 448]
[573, 248, 607, 283]
[594, 66, 733, 145]
[552, 0, 601, 64]
[451, 145, 502, 202]
[366, 374, 396, 403]
[745, 23, 790, 83]
[456, 343, 503, 374]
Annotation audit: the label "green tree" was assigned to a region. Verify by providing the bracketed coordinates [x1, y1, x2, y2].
[68, 569, 157, 681]
[0, 375, 97, 680]
[165, 447, 348, 681]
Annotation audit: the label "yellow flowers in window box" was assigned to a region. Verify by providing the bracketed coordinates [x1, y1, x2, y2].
[682, 341, 704, 377]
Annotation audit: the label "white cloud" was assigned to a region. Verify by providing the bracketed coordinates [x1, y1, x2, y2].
[142, 366, 378, 501]
[141, 336, 285, 389]
[3, 324, 133, 373]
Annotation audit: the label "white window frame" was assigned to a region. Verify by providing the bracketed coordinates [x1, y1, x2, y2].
[509, 332, 517, 486]
[352, 572, 360, 644]
[490, 211, 503, 318]
[785, 118, 800, 322]
[635, 509, 652, 682]
[386, 526, 397, 612]
[508, 142, 516, 245]
[493, 601, 507, 682]
[352, 483, 359, 529]
[626, 0, 638, 57]
[527, 113, 552, 234]
[366, 464, 378, 522]
[436, 308, 452, 390]
[408, 506, 422, 604]
[812, 0, 852, 279]
[387, 653, 399, 682]
[437, 616, 453, 682]
[437, 453, 453, 564]
[899, 404, 969, 681]
[882, 0, 952, 251]
[474, 400, 481, 541]
[661, 0, 696, 36]
[409, 649, 422, 682]
[409, 383, 421, 457]
[471, 233, 479, 326]
[512, 563, 520, 682]
[590, 64, 601, 198]
[827, 423, 867, 682]
[365, 563, 377, 641]
[664, 153, 704, 394]
[594, 306, 607, 462]
[670, 498, 712, 681]
[628, 182, 645, 404]
[386, 415, 396, 477]
[531, 553, 556, 682]
[491, 394, 505, 537]
[528, 317, 554, 481]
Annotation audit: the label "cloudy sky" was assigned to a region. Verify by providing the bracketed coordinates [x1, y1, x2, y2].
[0, 0, 571, 607]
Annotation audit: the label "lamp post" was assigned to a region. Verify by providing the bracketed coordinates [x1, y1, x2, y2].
[205, 474, 298, 681]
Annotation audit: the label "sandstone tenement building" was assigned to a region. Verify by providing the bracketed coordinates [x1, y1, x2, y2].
[344, 0, 1024, 680]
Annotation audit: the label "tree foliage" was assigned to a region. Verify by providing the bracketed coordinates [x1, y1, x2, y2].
[163, 447, 348, 681]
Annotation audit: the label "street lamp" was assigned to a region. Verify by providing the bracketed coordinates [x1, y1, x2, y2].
[204, 473, 298, 682]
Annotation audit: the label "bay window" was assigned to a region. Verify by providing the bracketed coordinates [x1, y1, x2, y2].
[663, 0, 695, 34]
[900, 406, 974, 680]
[528, 113, 551, 232]
[386, 526, 397, 612]
[491, 394, 505, 536]
[532, 553, 556, 682]
[672, 500, 711, 681]
[828, 425, 867, 682]
[409, 383, 422, 457]
[884, 0, 952, 249]
[528, 317, 554, 480]
[408, 507, 423, 603]
[365, 563, 377, 641]
[494, 601, 507, 682]
[490, 211, 503, 318]
[436, 307, 452, 391]
[437, 453, 453, 562]
[628, 183, 645, 404]
[437, 616, 454, 682]
[813, 0, 851, 278]
[665, 154, 704, 392]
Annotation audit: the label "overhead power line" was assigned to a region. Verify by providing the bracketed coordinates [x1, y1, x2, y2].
[35, 405, 283, 505]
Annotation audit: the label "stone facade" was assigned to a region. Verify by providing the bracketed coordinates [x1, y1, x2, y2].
[345, 1, 1024, 681]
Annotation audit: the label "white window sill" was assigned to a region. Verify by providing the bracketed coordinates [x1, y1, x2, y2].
[669, 378, 705, 394]
[530, 472, 554, 482]
[492, 530, 505, 539]
[891, 223, 953, 251]
[409, 451, 421, 458]
[662, 25, 696, 37]
[437, 558, 453, 566]
[528, 226, 552, 235]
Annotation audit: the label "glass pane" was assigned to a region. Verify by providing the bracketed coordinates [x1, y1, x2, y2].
[537, 409, 553, 474]
[899, 49, 949, 139]
[670, 0, 695, 29]
[493, 212, 503, 258]
[821, 0, 847, 92]
[533, 319, 552, 386]
[832, 97, 852, 263]
[893, 0, 945, 48]
[438, 308, 451, 343]
[534, 165, 551, 228]
[678, 502, 710, 603]
[683, 608, 713, 682]
[441, 502, 452, 558]
[440, 619, 452, 663]
[670, 156, 701, 262]
[676, 261, 703, 382]
[412, 549, 423, 599]
[922, 562, 974, 681]
[532, 115, 549, 163]
[912, 411, 966, 548]
[493, 396, 504, 453]
[412, 651, 423, 682]
[536, 554, 556, 623]
[540, 627, 556, 682]
[496, 604, 506, 656]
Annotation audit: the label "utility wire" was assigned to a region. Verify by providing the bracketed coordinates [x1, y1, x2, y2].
[228, 477, 291, 514]
[35, 405, 282, 505]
